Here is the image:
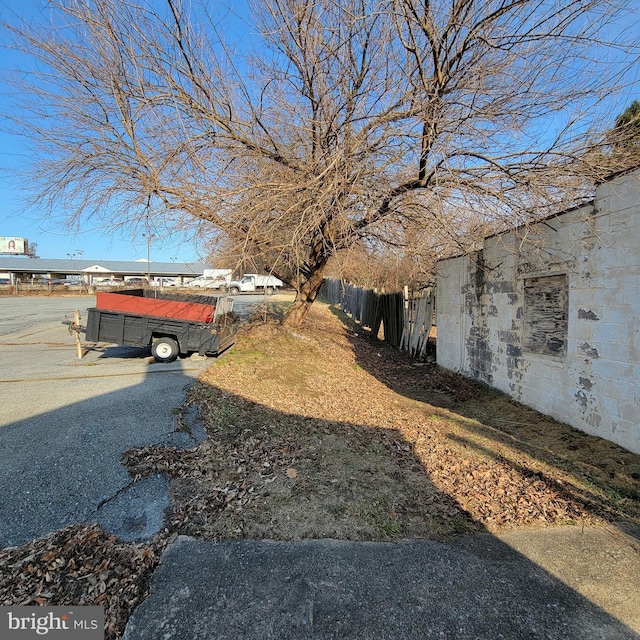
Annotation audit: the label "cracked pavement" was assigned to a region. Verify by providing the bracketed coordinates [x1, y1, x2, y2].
[0, 295, 209, 547]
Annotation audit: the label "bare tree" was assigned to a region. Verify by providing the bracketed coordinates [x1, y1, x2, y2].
[3, 0, 638, 326]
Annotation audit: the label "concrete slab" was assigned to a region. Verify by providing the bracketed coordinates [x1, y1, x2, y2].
[123, 527, 640, 640]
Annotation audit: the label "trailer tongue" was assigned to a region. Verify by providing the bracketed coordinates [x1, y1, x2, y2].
[84, 289, 239, 362]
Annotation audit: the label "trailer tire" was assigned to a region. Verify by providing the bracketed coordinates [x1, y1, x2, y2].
[229, 286, 240, 294]
[152, 337, 179, 362]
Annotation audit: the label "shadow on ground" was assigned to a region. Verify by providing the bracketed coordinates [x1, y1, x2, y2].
[327, 304, 640, 541]
[121, 382, 638, 639]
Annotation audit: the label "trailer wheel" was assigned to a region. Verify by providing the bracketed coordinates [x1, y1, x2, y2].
[265, 286, 274, 295]
[229, 286, 240, 294]
[152, 337, 179, 362]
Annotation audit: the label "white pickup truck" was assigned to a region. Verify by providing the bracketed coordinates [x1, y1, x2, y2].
[227, 274, 283, 295]
[189, 275, 229, 290]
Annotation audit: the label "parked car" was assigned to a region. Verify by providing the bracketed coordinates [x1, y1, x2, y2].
[124, 277, 149, 285]
[150, 277, 177, 287]
[227, 274, 283, 295]
[188, 275, 230, 290]
[0, 278, 11, 285]
[94, 277, 124, 286]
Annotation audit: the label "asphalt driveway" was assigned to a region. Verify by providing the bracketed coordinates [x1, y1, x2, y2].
[0, 295, 212, 547]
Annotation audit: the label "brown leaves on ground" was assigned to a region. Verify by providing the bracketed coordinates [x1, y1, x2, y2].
[128, 301, 640, 542]
[0, 525, 159, 640]
[3, 300, 639, 639]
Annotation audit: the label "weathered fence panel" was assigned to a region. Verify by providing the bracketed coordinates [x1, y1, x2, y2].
[320, 279, 435, 358]
[401, 289, 435, 359]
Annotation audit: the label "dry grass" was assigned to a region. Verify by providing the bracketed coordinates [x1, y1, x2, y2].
[129, 300, 640, 541]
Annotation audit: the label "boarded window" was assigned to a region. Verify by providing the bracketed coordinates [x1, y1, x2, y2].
[523, 275, 568, 356]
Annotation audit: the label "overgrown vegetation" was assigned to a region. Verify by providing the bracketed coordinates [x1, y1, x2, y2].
[126, 301, 640, 541]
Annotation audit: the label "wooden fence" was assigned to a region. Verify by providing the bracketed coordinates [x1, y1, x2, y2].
[320, 279, 435, 359]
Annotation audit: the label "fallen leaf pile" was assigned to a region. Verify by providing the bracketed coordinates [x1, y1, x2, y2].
[419, 442, 586, 528]
[121, 301, 639, 541]
[0, 524, 159, 639]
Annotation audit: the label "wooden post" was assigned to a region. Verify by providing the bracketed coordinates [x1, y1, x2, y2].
[73, 309, 84, 359]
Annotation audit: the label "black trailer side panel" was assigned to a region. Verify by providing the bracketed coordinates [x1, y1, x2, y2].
[85, 309, 226, 356]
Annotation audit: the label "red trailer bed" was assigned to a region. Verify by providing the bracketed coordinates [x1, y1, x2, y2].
[96, 290, 215, 323]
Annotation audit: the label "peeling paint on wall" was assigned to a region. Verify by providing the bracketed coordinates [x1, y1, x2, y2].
[487, 281, 516, 294]
[575, 390, 588, 408]
[586, 412, 602, 428]
[466, 325, 493, 385]
[499, 330, 519, 344]
[578, 342, 599, 359]
[506, 344, 522, 357]
[579, 376, 594, 390]
[436, 169, 640, 454]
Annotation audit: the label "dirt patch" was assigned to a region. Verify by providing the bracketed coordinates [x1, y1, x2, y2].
[2, 299, 638, 638]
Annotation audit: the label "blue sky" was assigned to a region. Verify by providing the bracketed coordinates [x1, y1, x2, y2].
[0, 1, 638, 262]
[0, 0, 249, 263]
[0, 88, 203, 262]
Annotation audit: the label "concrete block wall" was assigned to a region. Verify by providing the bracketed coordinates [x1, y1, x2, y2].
[436, 171, 640, 454]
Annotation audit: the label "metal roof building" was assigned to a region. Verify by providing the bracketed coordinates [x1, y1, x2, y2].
[0, 257, 208, 281]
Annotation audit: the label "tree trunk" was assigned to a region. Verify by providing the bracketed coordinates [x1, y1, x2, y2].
[282, 269, 325, 328]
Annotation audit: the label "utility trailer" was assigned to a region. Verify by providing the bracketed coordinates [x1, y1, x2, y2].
[84, 289, 239, 362]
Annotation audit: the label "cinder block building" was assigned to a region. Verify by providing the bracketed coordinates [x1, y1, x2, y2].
[436, 169, 640, 454]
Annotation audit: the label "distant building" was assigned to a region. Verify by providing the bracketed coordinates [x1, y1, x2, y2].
[0, 258, 208, 284]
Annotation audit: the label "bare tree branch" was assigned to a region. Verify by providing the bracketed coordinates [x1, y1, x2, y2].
[2, 0, 639, 325]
